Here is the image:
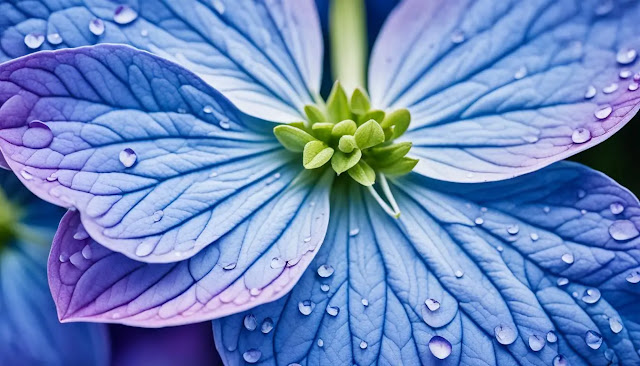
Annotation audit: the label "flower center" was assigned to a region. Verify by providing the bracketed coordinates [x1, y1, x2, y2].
[0, 188, 20, 251]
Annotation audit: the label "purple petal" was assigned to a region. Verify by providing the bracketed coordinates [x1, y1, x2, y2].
[0, 0, 322, 122]
[370, 0, 640, 182]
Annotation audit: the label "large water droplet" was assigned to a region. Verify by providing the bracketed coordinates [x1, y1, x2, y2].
[547, 331, 558, 343]
[428, 336, 452, 360]
[242, 349, 261, 363]
[582, 288, 601, 304]
[626, 271, 640, 284]
[361, 298, 369, 307]
[23, 120, 54, 149]
[326, 306, 340, 317]
[359, 341, 368, 350]
[298, 300, 315, 316]
[561, 253, 574, 265]
[528, 334, 545, 352]
[119, 148, 137, 168]
[425, 298, 440, 312]
[617, 48, 637, 65]
[89, 18, 105, 36]
[113, 5, 138, 25]
[609, 317, 623, 334]
[585, 85, 597, 99]
[494, 324, 517, 345]
[585, 330, 603, 349]
[24, 33, 44, 49]
[243, 314, 257, 331]
[571, 128, 591, 144]
[270, 257, 285, 269]
[507, 225, 519, 235]
[152, 210, 164, 222]
[603, 83, 619, 94]
[610, 202, 625, 215]
[553, 355, 567, 366]
[629, 82, 639, 91]
[317, 264, 334, 278]
[261, 318, 274, 334]
[595, 105, 613, 120]
[47, 33, 63, 45]
[609, 220, 639, 241]
[557, 277, 569, 286]
[474, 217, 484, 225]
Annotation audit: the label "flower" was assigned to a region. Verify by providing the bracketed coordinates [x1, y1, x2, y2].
[1, 0, 640, 364]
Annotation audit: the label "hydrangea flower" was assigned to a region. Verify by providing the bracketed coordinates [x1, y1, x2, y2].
[1, 0, 640, 364]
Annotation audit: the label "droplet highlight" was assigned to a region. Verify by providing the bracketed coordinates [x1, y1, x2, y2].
[609, 220, 639, 241]
[119, 148, 137, 168]
[428, 336, 452, 360]
[24, 33, 44, 49]
[113, 5, 138, 25]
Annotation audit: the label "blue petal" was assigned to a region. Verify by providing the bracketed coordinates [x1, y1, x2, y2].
[48, 168, 332, 326]
[370, 0, 640, 182]
[0, 45, 308, 263]
[214, 162, 640, 365]
[0, 0, 323, 122]
[0, 170, 110, 366]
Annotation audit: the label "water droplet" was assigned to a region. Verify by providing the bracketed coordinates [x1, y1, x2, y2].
[243, 314, 257, 331]
[582, 288, 601, 304]
[514, 66, 528, 80]
[494, 324, 517, 345]
[259, 317, 274, 334]
[626, 271, 640, 283]
[81, 244, 93, 259]
[620, 69, 632, 79]
[610, 202, 625, 215]
[320, 284, 330, 292]
[223, 262, 236, 270]
[242, 349, 261, 364]
[585, 330, 603, 349]
[609, 317, 623, 334]
[530, 233, 539, 241]
[425, 298, 440, 311]
[553, 355, 567, 366]
[298, 300, 314, 315]
[585, 85, 597, 99]
[630, 82, 640, 91]
[359, 341, 368, 350]
[474, 217, 484, 225]
[507, 224, 519, 235]
[303, 236, 311, 243]
[59, 253, 69, 263]
[317, 339, 324, 347]
[20, 170, 33, 181]
[571, 128, 591, 144]
[561, 253, 574, 264]
[250, 287, 261, 296]
[547, 331, 558, 343]
[212, 0, 226, 14]
[203, 106, 213, 114]
[497, 245, 504, 252]
[317, 264, 334, 278]
[46, 172, 58, 182]
[454, 270, 464, 278]
[270, 257, 285, 269]
[428, 336, 452, 360]
[23, 120, 55, 149]
[47, 33, 63, 45]
[349, 228, 360, 236]
[113, 5, 138, 25]
[24, 33, 44, 49]
[603, 83, 619, 94]
[326, 306, 340, 317]
[557, 277, 569, 286]
[543, 206, 551, 213]
[528, 334, 545, 351]
[609, 220, 639, 241]
[152, 210, 164, 222]
[135, 240, 155, 257]
[595, 105, 613, 120]
[119, 148, 137, 168]
[617, 48, 637, 65]
[451, 30, 465, 44]
[89, 18, 105, 36]
[219, 118, 230, 129]
[361, 298, 369, 307]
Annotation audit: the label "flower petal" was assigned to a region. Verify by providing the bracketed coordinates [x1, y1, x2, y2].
[370, 0, 640, 182]
[0, 0, 322, 122]
[0, 45, 309, 263]
[214, 162, 640, 365]
[0, 170, 110, 366]
[48, 168, 332, 327]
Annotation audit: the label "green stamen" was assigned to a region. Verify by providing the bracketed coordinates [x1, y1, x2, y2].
[0, 189, 22, 250]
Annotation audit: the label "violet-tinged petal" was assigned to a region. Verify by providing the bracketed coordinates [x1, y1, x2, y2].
[0, 45, 305, 263]
[48, 168, 332, 326]
[0, 169, 109, 366]
[370, 0, 640, 182]
[214, 162, 640, 365]
[0, 0, 322, 122]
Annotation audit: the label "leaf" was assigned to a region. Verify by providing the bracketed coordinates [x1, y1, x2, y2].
[347, 160, 375, 186]
[350, 88, 371, 115]
[331, 149, 362, 175]
[303, 141, 334, 169]
[274, 125, 317, 152]
[369, 142, 413, 165]
[331, 119, 358, 138]
[304, 105, 328, 124]
[354, 120, 385, 149]
[377, 157, 418, 176]
[326, 81, 351, 122]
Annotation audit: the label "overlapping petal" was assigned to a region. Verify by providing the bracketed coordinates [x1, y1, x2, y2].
[0, 0, 322, 122]
[47, 168, 332, 326]
[0, 170, 110, 366]
[214, 162, 640, 365]
[0, 45, 316, 263]
[370, 0, 640, 182]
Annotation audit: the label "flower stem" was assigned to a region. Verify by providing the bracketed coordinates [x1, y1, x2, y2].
[329, 0, 367, 95]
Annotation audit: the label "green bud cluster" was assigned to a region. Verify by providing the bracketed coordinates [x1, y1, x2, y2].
[274, 82, 418, 186]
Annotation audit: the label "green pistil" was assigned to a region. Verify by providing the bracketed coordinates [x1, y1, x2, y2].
[0, 189, 21, 251]
[273, 82, 419, 217]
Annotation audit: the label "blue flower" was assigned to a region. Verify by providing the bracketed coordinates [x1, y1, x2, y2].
[1, 0, 640, 364]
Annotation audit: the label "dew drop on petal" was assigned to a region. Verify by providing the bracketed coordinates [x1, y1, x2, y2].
[317, 339, 323, 347]
[20, 170, 33, 181]
[24, 33, 44, 49]
[317, 264, 334, 278]
[603, 83, 619, 94]
[243, 314, 257, 331]
[543, 206, 551, 213]
[494, 324, 517, 345]
[47, 33, 63, 45]
[359, 341, 368, 350]
[152, 210, 164, 222]
[326, 306, 340, 317]
[140, 29, 149, 37]
[298, 300, 314, 316]
[528, 334, 545, 352]
[474, 217, 484, 225]
[425, 298, 440, 311]
[113, 5, 138, 25]
[428, 336, 452, 360]
[609, 220, 639, 241]
[242, 349, 261, 364]
[454, 270, 464, 278]
[270, 257, 285, 269]
[135, 240, 155, 257]
[212, 0, 226, 14]
[582, 288, 601, 304]
[547, 331, 558, 343]
[571, 128, 591, 144]
[23, 120, 54, 149]
[203, 106, 213, 114]
[261, 318, 274, 334]
[451, 30, 465, 44]
[507, 225, 519, 235]
[617, 48, 637, 65]
[561, 253, 574, 265]
[594, 105, 613, 120]
[497, 245, 504, 252]
[361, 298, 369, 307]
[530, 233, 539, 241]
[219, 118, 230, 129]
[610, 202, 625, 215]
[349, 228, 360, 237]
[585, 330, 603, 350]
[609, 317, 623, 334]
[223, 262, 236, 270]
[585, 85, 597, 99]
[553, 355, 567, 366]
[514, 66, 527, 80]
[59, 253, 69, 263]
[119, 148, 137, 168]
[89, 18, 105, 36]
[629, 82, 639, 91]
[626, 271, 640, 284]
[320, 284, 330, 292]
[620, 69, 632, 79]
[557, 277, 569, 286]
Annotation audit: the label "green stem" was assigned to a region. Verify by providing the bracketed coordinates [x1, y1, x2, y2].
[329, 0, 367, 95]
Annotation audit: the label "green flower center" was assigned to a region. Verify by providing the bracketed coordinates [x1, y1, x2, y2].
[274, 82, 417, 187]
[0, 189, 21, 251]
